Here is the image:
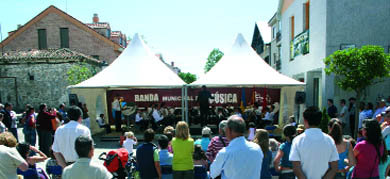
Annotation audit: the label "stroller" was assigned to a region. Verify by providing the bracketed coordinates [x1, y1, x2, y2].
[99, 148, 136, 179]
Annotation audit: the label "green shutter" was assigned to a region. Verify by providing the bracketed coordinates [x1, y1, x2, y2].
[38, 29, 47, 49]
[60, 28, 69, 48]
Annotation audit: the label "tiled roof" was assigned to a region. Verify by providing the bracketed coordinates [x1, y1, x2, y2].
[0, 48, 101, 65]
[86, 22, 110, 29]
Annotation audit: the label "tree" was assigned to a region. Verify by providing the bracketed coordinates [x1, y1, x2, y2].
[179, 72, 197, 84]
[324, 45, 390, 137]
[204, 48, 224, 73]
[67, 63, 96, 85]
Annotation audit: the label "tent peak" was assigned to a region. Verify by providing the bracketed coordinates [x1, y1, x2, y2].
[233, 33, 248, 48]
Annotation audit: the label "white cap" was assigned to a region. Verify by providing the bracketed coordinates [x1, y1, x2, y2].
[202, 126, 212, 135]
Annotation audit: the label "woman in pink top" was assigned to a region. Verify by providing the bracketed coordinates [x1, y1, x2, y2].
[353, 119, 388, 179]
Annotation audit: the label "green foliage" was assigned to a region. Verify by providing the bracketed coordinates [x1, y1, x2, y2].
[204, 48, 224, 73]
[324, 45, 390, 93]
[67, 63, 95, 85]
[320, 108, 329, 133]
[179, 72, 197, 84]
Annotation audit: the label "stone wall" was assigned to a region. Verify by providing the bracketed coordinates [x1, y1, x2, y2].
[0, 61, 101, 111]
[3, 12, 120, 64]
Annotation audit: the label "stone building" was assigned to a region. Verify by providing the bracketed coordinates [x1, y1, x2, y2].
[276, 0, 390, 108]
[0, 5, 123, 64]
[0, 48, 102, 111]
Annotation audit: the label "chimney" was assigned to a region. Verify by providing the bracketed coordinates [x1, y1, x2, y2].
[93, 13, 99, 23]
[17, 24, 22, 29]
[171, 61, 174, 67]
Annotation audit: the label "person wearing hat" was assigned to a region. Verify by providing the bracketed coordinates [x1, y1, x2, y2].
[296, 124, 305, 135]
[194, 126, 212, 152]
[374, 99, 387, 122]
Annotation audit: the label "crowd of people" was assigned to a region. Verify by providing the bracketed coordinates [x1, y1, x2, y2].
[2, 96, 390, 179]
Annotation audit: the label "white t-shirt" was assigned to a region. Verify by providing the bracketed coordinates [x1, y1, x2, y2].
[135, 113, 143, 123]
[289, 128, 339, 179]
[152, 109, 164, 123]
[123, 138, 137, 154]
[0, 145, 26, 179]
[111, 99, 121, 111]
[52, 121, 91, 163]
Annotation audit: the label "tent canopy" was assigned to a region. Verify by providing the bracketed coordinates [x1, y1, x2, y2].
[191, 33, 305, 87]
[70, 33, 185, 88]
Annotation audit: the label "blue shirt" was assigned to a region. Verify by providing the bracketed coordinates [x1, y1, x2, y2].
[194, 137, 211, 152]
[159, 149, 173, 166]
[210, 136, 263, 179]
[280, 141, 292, 168]
[261, 150, 272, 179]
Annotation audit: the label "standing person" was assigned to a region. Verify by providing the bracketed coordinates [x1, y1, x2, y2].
[1, 103, 18, 141]
[52, 106, 91, 169]
[374, 99, 387, 122]
[0, 113, 7, 133]
[328, 119, 356, 179]
[62, 135, 112, 179]
[194, 126, 212, 152]
[289, 106, 339, 179]
[273, 124, 296, 179]
[206, 120, 229, 162]
[358, 102, 367, 129]
[58, 103, 67, 119]
[253, 129, 272, 179]
[197, 85, 213, 127]
[36, 103, 57, 156]
[349, 97, 357, 136]
[328, 99, 338, 118]
[158, 135, 173, 179]
[172, 121, 194, 179]
[210, 115, 263, 179]
[23, 106, 37, 147]
[365, 102, 374, 119]
[123, 131, 137, 156]
[136, 129, 162, 179]
[112, 96, 122, 132]
[339, 99, 350, 135]
[0, 132, 29, 179]
[353, 119, 387, 179]
[81, 103, 90, 128]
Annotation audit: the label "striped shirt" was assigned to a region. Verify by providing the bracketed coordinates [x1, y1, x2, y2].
[206, 136, 229, 162]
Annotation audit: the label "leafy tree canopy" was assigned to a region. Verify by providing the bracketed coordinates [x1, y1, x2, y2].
[204, 48, 224, 73]
[67, 63, 96, 85]
[179, 72, 197, 84]
[324, 45, 390, 93]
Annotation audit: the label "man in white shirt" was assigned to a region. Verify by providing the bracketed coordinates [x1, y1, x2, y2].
[52, 106, 91, 168]
[339, 99, 350, 135]
[135, 109, 148, 131]
[289, 106, 339, 179]
[96, 114, 111, 134]
[112, 96, 122, 132]
[62, 135, 112, 179]
[210, 115, 263, 179]
[152, 104, 164, 130]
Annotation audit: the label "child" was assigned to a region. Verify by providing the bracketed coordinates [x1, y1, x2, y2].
[247, 122, 256, 141]
[123, 131, 137, 156]
[0, 113, 7, 133]
[46, 149, 62, 179]
[158, 135, 173, 179]
[273, 124, 296, 178]
[193, 144, 208, 169]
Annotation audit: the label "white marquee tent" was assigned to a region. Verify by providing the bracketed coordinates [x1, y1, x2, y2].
[191, 33, 305, 125]
[192, 33, 304, 87]
[68, 34, 185, 134]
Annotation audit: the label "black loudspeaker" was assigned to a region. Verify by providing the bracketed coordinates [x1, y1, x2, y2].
[295, 92, 306, 104]
[69, 94, 79, 106]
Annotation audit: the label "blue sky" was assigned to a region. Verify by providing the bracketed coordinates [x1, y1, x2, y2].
[0, 0, 278, 76]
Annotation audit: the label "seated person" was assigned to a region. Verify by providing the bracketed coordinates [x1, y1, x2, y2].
[152, 104, 165, 130]
[135, 109, 148, 131]
[96, 114, 111, 134]
[158, 135, 173, 179]
[16, 143, 49, 179]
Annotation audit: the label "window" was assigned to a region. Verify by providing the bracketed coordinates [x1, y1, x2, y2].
[272, 26, 277, 39]
[290, 16, 295, 39]
[38, 29, 47, 49]
[60, 28, 69, 48]
[303, 1, 310, 30]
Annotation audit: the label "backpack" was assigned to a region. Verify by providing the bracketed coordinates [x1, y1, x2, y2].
[103, 148, 129, 173]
